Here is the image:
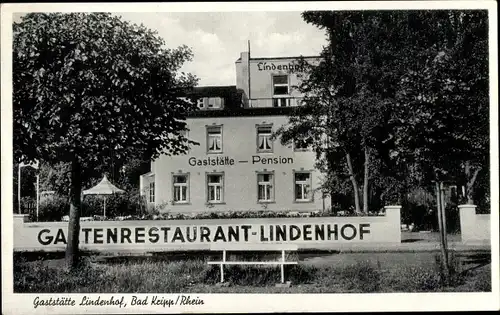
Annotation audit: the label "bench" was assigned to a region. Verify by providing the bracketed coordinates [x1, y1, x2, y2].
[207, 244, 299, 284]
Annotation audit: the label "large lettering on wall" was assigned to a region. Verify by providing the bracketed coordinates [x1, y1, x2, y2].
[257, 62, 305, 72]
[14, 215, 402, 251]
[188, 156, 294, 166]
[36, 223, 371, 246]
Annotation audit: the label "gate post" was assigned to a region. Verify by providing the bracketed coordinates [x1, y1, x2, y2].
[384, 205, 402, 243]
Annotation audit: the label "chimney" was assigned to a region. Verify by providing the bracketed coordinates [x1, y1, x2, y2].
[235, 46, 250, 107]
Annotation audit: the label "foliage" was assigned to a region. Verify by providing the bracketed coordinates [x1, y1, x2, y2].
[81, 189, 147, 218]
[13, 13, 198, 167]
[12, 163, 38, 212]
[88, 209, 385, 221]
[37, 161, 71, 195]
[276, 11, 420, 213]
[29, 195, 70, 222]
[13, 12, 198, 266]
[391, 10, 489, 202]
[277, 10, 489, 215]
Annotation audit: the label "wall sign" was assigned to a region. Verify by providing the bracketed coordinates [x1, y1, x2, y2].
[35, 223, 371, 246]
[14, 214, 402, 252]
[257, 62, 305, 72]
[188, 156, 294, 166]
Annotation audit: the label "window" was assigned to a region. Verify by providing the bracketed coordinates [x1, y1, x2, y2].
[294, 138, 309, 151]
[257, 126, 273, 152]
[207, 174, 224, 203]
[207, 126, 222, 153]
[207, 97, 223, 109]
[273, 75, 290, 108]
[197, 97, 224, 109]
[257, 173, 274, 202]
[173, 174, 189, 204]
[149, 182, 155, 203]
[294, 172, 312, 202]
[273, 75, 289, 95]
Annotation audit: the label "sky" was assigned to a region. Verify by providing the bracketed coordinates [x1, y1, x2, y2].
[115, 12, 327, 86]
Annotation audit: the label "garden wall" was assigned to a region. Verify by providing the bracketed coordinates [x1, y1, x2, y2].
[459, 204, 490, 243]
[13, 206, 401, 252]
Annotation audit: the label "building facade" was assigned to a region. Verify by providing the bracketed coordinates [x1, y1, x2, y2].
[140, 50, 328, 213]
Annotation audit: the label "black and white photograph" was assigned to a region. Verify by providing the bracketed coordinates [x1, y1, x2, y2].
[1, 1, 498, 314]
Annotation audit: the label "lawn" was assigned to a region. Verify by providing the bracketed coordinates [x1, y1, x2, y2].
[13, 251, 491, 293]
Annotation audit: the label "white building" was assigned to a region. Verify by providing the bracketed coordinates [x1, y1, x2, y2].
[140, 50, 329, 213]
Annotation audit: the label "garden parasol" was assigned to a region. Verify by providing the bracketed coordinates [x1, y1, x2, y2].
[82, 175, 125, 218]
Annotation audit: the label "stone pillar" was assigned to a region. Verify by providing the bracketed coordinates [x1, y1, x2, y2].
[13, 213, 30, 225]
[458, 204, 477, 243]
[384, 205, 402, 243]
[13, 214, 29, 251]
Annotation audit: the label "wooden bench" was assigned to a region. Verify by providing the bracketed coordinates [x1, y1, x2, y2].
[207, 244, 298, 284]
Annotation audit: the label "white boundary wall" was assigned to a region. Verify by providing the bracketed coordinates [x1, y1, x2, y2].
[13, 206, 401, 252]
[459, 204, 491, 244]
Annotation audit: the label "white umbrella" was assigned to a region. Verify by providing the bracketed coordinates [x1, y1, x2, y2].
[82, 175, 125, 218]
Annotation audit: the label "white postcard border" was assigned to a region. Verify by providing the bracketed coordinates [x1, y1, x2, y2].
[1, 1, 498, 314]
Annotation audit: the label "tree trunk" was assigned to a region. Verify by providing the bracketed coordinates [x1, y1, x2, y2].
[435, 181, 450, 285]
[345, 152, 361, 214]
[464, 161, 481, 205]
[330, 194, 336, 215]
[363, 145, 369, 214]
[65, 157, 82, 269]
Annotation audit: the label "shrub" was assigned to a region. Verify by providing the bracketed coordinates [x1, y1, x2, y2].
[119, 209, 384, 221]
[30, 195, 69, 222]
[20, 197, 36, 215]
[81, 189, 147, 218]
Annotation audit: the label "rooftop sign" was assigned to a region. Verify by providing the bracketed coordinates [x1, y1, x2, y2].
[257, 62, 305, 72]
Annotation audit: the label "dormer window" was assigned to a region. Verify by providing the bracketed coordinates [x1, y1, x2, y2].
[197, 97, 224, 110]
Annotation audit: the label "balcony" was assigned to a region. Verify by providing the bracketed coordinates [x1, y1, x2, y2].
[249, 97, 303, 108]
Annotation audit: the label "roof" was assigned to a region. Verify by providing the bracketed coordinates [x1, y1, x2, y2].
[183, 85, 244, 116]
[250, 55, 322, 61]
[83, 175, 125, 195]
[190, 85, 239, 97]
[188, 106, 296, 118]
[236, 55, 322, 63]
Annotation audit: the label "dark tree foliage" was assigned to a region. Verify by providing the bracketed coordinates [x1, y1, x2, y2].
[393, 11, 489, 205]
[13, 13, 198, 268]
[276, 10, 489, 213]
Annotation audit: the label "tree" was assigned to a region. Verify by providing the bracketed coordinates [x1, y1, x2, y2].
[276, 11, 408, 214]
[278, 10, 488, 215]
[392, 10, 489, 205]
[13, 13, 198, 269]
[386, 10, 489, 284]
